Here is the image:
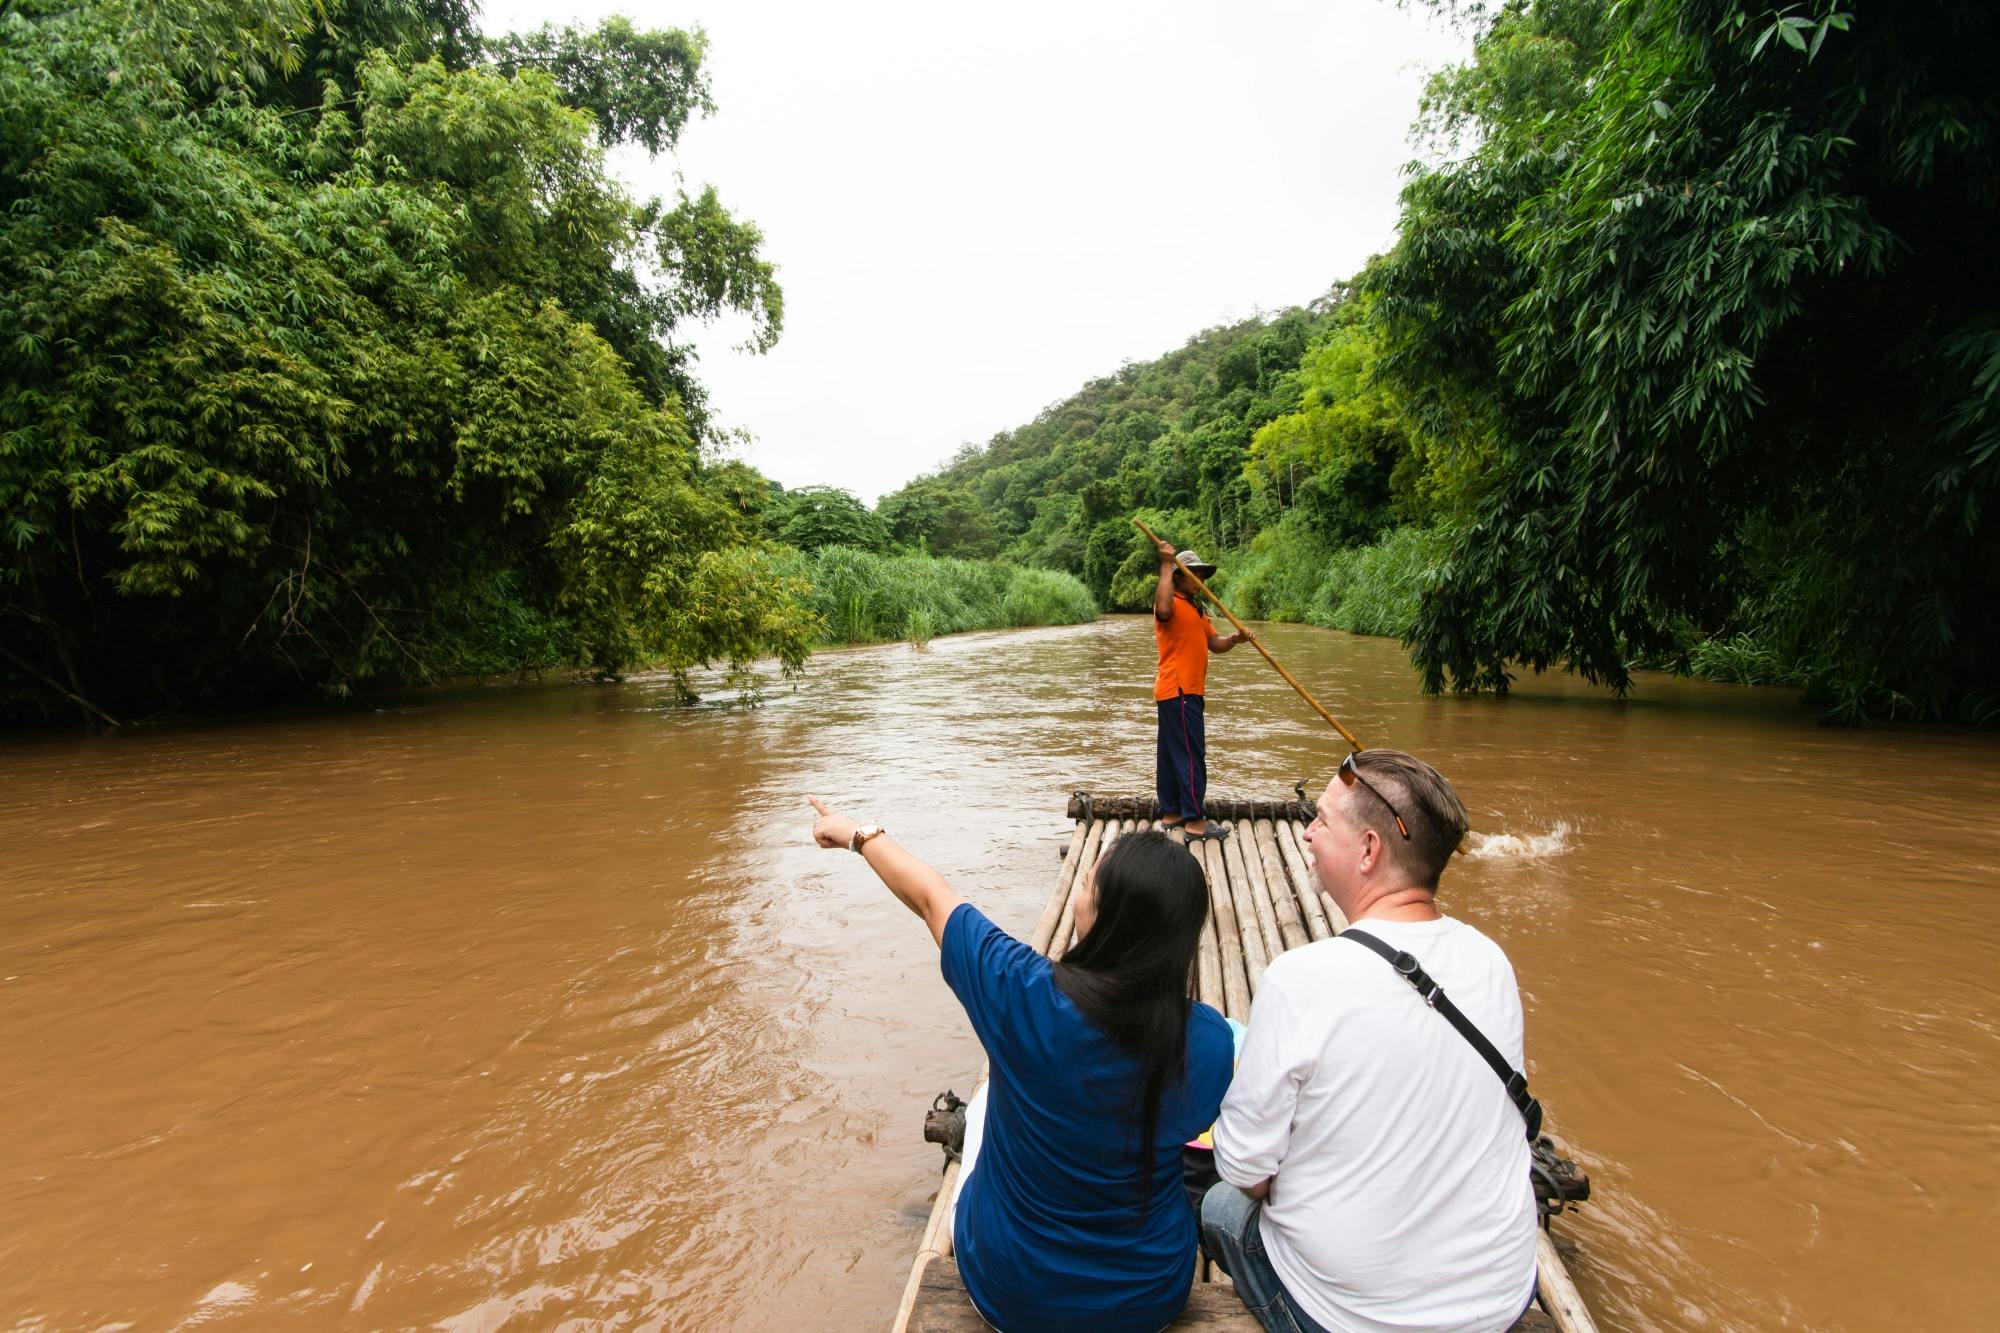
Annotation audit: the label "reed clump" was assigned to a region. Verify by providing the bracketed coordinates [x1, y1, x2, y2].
[1215, 518, 1440, 640]
[1684, 632, 1807, 687]
[769, 547, 1098, 646]
[1305, 526, 1440, 638]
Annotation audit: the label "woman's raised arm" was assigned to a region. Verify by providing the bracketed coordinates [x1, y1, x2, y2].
[809, 796, 966, 947]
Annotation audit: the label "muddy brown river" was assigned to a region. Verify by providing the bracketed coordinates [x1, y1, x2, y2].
[3, 619, 1997, 1330]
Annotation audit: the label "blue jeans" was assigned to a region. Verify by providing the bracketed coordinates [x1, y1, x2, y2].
[1199, 1184, 1330, 1333]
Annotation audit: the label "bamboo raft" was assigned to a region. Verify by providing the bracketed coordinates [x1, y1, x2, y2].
[891, 794, 1599, 1333]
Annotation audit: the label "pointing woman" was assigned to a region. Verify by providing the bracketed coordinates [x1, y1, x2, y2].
[808, 799, 1233, 1332]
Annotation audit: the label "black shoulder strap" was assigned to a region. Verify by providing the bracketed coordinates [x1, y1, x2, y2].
[1340, 927, 1543, 1140]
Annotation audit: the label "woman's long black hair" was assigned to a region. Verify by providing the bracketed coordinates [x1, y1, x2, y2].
[1050, 829, 1209, 1219]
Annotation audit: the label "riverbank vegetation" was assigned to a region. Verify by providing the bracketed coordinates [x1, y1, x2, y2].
[6, 2, 1990, 727]
[0, 1, 1090, 725]
[768, 548, 1097, 647]
[878, 1, 1998, 723]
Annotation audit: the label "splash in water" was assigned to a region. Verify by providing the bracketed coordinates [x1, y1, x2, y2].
[1464, 822, 1572, 860]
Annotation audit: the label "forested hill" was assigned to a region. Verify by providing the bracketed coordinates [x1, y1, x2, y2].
[880, 285, 1436, 616]
[924, 307, 1328, 563]
[875, 300, 1382, 596]
[882, 1, 2000, 726]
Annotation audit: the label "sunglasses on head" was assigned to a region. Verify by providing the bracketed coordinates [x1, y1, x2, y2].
[1339, 751, 1410, 840]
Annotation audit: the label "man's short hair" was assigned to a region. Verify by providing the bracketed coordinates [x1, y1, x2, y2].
[1339, 749, 1468, 888]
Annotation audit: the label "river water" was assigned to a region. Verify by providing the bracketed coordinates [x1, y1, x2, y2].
[3, 619, 1997, 1331]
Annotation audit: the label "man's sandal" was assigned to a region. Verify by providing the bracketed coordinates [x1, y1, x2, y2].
[1185, 824, 1231, 842]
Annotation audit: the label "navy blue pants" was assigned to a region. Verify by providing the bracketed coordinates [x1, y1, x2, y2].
[1156, 691, 1207, 822]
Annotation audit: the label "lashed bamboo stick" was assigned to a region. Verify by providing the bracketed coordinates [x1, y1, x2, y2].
[891, 1156, 965, 1328]
[1219, 833, 1272, 994]
[1060, 819, 1129, 958]
[1196, 884, 1223, 1014]
[1250, 819, 1311, 950]
[1198, 838, 1253, 1022]
[1227, 825, 1287, 971]
[1282, 818, 1348, 933]
[1273, 817, 1334, 941]
[1048, 808, 1112, 944]
[1049, 819, 1107, 960]
[1027, 822, 1089, 953]
[1536, 1229, 1601, 1333]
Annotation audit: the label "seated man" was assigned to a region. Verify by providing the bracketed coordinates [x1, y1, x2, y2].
[1204, 749, 1537, 1333]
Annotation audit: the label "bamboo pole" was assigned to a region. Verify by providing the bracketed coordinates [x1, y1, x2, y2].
[1249, 819, 1310, 952]
[1027, 822, 1089, 954]
[891, 1157, 964, 1329]
[1536, 1229, 1600, 1333]
[1049, 819, 1107, 961]
[1282, 819, 1349, 933]
[1233, 823, 1293, 961]
[1221, 832, 1275, 992]
[889, 1250, 936, 1331]
[1196, 885, 1223, 1013]
[1272, 817, 1334, 941]
[1134, 518, 1364, 753]
[1058, 819, 1126, 959]
[1199, 839, 1253, 1023]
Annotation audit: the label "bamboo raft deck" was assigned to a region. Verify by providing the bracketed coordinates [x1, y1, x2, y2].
[892, 794, 1598, 1333]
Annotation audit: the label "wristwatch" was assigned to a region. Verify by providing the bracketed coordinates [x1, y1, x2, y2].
[849, 823, 885, 853]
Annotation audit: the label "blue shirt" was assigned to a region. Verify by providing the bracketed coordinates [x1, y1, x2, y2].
[941, 903, 1234, 1333]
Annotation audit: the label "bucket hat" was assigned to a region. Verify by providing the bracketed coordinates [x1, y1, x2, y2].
[1174, 550, 1218, 579]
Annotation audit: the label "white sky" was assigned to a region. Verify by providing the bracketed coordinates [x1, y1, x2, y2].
[480, 1, 1468, 503]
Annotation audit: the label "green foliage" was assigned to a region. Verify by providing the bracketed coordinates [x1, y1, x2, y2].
[1001, 566, 1101, 628]
[699, 458, 782, 524]
[1212, 516, 1438, 639]
[765, 486, 892, 553]
[118, 0, 320, 89]
[890, 289, 1435, 627]
[1306, 526, 1442, 640]
[0, 0, 800, 722]
[481, 16, 713, 156]
[768, 547, 1097, 646]
[1093, 506, 1206, 610]
[877, 305, 1338, 592]
[876, 477, 1001, 558]
[1375, 0, 2000, 720]
[653, 184, 783, 356]
[1685, 633, 1806, 687]
[1213, 512, 1336, 623]
[1246, 304, 1422, 547]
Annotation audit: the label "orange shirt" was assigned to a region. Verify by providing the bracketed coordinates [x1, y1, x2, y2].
[1154, 593, 1214, 700]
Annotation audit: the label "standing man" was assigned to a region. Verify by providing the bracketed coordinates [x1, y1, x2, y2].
[1202, 749, 1537, 1333]
[1152, 537, 1244, 840]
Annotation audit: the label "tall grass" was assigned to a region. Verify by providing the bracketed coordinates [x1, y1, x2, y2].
[1213, 519, 1439, 640]
[1684, 632, 1808, 686]
[768, 546, 1098, 645]
[1217, 512, 1338, 622]
[1307, 526, 1440, 638]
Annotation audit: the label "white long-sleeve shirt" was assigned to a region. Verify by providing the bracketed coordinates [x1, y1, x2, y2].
[1212, 916, 1538, 1333]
